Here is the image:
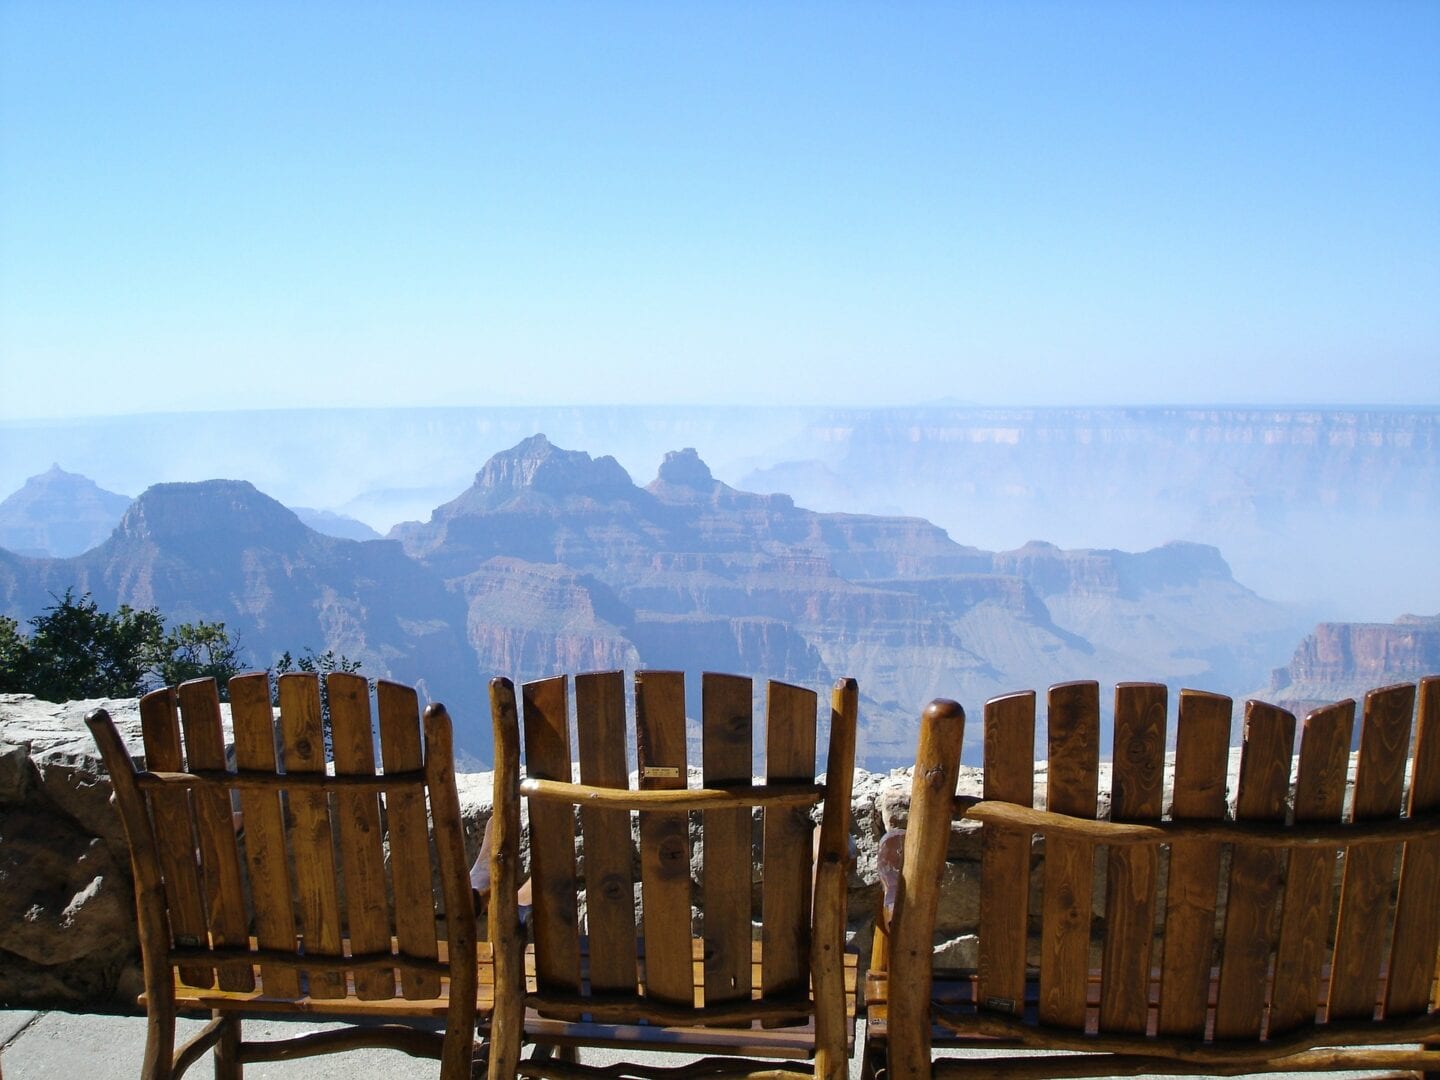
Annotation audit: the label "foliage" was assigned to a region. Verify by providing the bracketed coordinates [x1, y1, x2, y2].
[272, 646, 364, 681]
[0, 615, 26, 690]
[3, 589, 167, 700]
[270, 646, 367, 757]
[153, 619, 246, 691]
[0, 593, 364, 726]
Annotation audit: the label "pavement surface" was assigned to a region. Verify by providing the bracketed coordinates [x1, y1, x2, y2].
[1, 1008, 1427, 1079]
[0, 1009, 865, 1079]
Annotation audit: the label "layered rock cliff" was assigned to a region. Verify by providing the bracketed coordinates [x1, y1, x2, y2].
[0, 481, 490, 762]
[393, 437, 1307, 765]
[0, 438, 1312, 767]
[1267, 614, 1440, 718]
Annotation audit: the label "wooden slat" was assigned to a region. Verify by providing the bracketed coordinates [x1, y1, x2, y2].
[1328, 682, 1414, 1020]
[227, 672, 301, 999]
[377, 679, 440, 1000]
[761, 680, 818, 1000]
[1157, 689, 1231, 1037]
[138, 686, 213, 989]
[702, 671, 754, 1006]
[1269, 699, 1353, 1034]
[276, 673, 344, 998]
[1038, 681, 1099, 1030]
[1099, 682, 1166, 1034]
[977, 690, 1036, 1016]
[176, 678, 254, 993]
[523, 944, 861, 1058]
[635, 670, 693, 1007]
[1214, 699, 1295, 1039]
[1387, 676, 1440, 1016]
[328, 672, 393, 1001]
[523, 674, 582, 995]
[575, 671, 638, 995]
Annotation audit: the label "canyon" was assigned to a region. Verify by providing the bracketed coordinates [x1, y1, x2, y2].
[0, 435, 1330, 766]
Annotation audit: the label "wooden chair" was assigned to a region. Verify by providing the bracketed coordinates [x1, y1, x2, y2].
[485, 670, 860, 1079]
[87, 672, 496, 1079]
[866, 677, 1440, 1079]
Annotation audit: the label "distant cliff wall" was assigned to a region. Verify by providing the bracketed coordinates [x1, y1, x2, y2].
[1267, 614, 1440, 719]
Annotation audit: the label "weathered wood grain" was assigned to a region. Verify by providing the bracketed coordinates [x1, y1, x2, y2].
[1269, 699, 1353, 1034]
[523, 674, 582, 997]
[1039, 681, 1099, 1030]
[977, 690, 1036, 1017]
[1328, 683, 1414, 1020]
[1387, 675, 1440, 1016]
[888, 698, 966, 1080]
[228, 673, 301, 999]
[327, 672, 392, 1000]
[178, 678, 254, 993]
[702, 672, 754, 1007]
[377, 679, 440, 1000]
[575, 670, 638, 995]
[1214, 700, 1294, 1039]
[635, 670, 694, 1008]
[761, 680, 818, 1001]
[138, 686, 213, 989]
[1100, 682, 1166, 1034]
[1157, 689, 1231, 1037]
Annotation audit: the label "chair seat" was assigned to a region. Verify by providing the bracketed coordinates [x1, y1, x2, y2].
[865, 963, 1400, 1045]
[525, 940, 859, 1058]
[158, 941, 498, 1019]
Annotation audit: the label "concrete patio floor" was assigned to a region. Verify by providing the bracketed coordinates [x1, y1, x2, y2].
[1, 1008, 863, 1079]
[1, 1008, 1425, 1079]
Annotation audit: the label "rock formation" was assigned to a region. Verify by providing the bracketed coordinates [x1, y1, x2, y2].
[0, 481, 491, 763]
[394, 436, 1307, 765]
[0, 465, 131, 558]
[1267, 614, 1440, 719]
[0, 439, 1311, 767]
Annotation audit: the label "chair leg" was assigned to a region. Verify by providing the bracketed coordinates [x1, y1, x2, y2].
[212, 1013, 242, 1080]
[1422, 1036, 1439, 1080]
[141, 1003, 176, 1080]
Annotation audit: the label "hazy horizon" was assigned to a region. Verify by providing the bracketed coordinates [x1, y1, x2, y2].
[3, 403, 1436, 627]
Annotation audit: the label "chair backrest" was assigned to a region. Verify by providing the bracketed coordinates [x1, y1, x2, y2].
[87, 672, 476, 1009]
[886, 677, 1440, 1077]
[487, 669, 857, 1061]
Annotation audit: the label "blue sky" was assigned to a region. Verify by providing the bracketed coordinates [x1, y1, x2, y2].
[2, 2, 1437, 419]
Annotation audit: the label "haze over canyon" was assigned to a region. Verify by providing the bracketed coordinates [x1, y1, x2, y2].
[3, 411, 1436, 767]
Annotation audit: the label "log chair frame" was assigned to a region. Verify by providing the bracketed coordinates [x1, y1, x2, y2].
[867, 677, 1440, 1080]
[88, 672, 494, 1079]
[486, 670, 860, 1080]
